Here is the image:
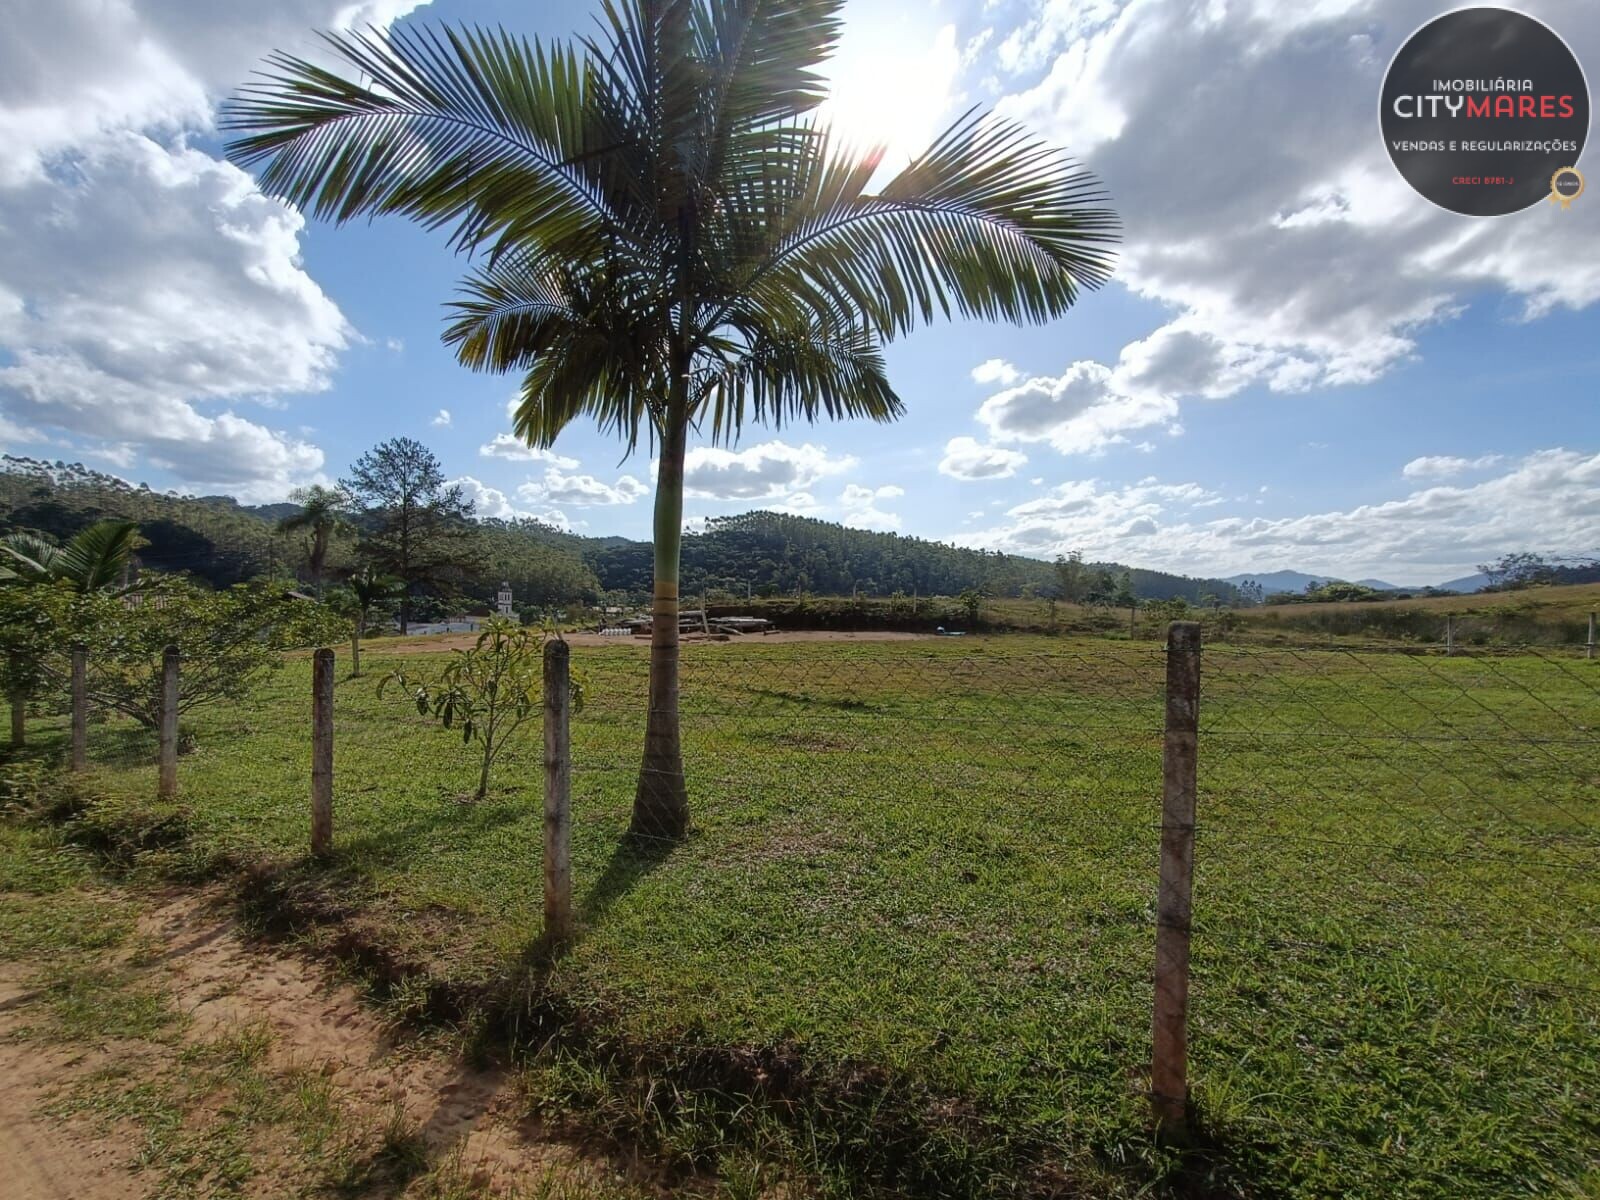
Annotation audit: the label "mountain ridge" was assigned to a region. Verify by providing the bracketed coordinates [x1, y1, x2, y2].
[1224, 569, 1485, 595]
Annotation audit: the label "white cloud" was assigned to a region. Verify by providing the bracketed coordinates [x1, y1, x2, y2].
[0, 0, 432, 499]
[839, 483, 904, 531]
[962, 450, 1600, 581]
[431, 408, 452, 427]
[0, 133, 345, 499]
[0, 0, 431, 184]
[450, 474, 573, 529]
[479, 433, 579, 468]
[970, 358, 1021, 387]
[450, 475, 527, 520]
[764, 490, 825, 518]
[1401, 454, 1503, 480]
[518, 469, 646, 507]
[985, 0, 1600, 436]
[938, 436, 1028, 480]
[678, 440, 855, 501]
[975, 353, 1177, 456]
[994, 0, 1123, 77]
[0, 412, 45, 448]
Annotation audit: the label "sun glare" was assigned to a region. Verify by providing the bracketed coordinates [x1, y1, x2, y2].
[817, 17, 962, 170]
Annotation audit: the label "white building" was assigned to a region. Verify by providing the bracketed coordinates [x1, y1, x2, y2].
[496, 581, 515, 618]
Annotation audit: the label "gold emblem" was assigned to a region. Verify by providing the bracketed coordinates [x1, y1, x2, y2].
[1549, 166, 1585, 210]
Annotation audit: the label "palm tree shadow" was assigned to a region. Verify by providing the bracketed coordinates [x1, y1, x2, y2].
[578, 832, 678, 929]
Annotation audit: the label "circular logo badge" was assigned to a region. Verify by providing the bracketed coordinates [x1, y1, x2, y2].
[1380, 7, 1589, 216]
[1550, 165, 1585, 209]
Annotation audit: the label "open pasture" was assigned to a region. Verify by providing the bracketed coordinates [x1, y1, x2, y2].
[27, 635, 1600, 1198]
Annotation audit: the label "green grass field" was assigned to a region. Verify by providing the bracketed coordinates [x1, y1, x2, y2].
[10, 635, 1599, 1198]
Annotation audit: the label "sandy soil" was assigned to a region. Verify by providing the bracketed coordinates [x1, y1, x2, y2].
[0, 983, 134, 1200]
[0, 890, 619, 1199]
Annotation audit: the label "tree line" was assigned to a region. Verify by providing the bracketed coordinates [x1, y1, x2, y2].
[2, 449, 1250, 620]
[1, 447, 600, 629]
[583, 512, 1241, 605]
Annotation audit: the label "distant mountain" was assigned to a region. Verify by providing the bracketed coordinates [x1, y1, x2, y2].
[1224, 570, 1340, 594]
[1229, 568, 1490, 595]
[1433, 572, 1491, 594]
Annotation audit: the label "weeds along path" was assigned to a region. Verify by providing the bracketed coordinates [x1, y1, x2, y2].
[0, 1026, 132, 1200]
[0, 824, 646, 1200]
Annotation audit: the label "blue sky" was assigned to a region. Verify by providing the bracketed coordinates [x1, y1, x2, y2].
[1, 0, 1597, 586]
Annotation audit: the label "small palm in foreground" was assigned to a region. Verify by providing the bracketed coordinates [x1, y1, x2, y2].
[226, 0, 1118, 838]
[0, 519, 144, 594]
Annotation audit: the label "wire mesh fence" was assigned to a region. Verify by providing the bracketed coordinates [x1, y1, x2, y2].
[10, 627, 1597, 1192]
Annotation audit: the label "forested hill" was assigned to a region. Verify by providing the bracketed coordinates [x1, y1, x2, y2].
[579, 511, 1240, 604]
[0, 458, 1239, 605]
[1, 457, 291, 585]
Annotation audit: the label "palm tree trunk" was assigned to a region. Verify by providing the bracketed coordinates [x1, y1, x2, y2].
[631, 409, 690, 839]
[9, 687, 23, 749]
[7, 652, 23, 749]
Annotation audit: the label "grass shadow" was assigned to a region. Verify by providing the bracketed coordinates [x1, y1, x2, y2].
[577, 831, 679, 930]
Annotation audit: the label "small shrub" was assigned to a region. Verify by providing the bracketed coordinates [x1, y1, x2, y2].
[380, 621, 583, 802]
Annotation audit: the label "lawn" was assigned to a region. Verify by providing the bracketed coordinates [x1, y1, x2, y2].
[15, 635, 1600, 1198]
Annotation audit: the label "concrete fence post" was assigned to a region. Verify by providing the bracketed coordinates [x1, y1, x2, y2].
[1445, 614, 1455, 656]
[1588, 611, 1596, 661]
[1152, 620, 1201, 1136]
[158, 645, 179, 799]
[70, 644, 88, 772]
[311, 647, 335, 856]
[543, 638, 573, 943]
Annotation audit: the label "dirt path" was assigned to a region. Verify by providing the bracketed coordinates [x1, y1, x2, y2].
[0, 888, 629, 1199]
[0, 964, 150, 1200]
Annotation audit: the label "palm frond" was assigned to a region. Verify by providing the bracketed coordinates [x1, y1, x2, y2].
[702, 319, 903, 442]
[57, 520, 144, 594]
[447, 255, 673, 455]
[0, 532, 61, 583]
[729, 109, 1119, 337]
[695, 0, 843, 132]
[228, 4, 1119, 460]
[278, 485, 351, 534]
[224, 24, 632, 260]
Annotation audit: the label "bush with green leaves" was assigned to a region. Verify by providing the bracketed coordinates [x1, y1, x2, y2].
[0, 583, 82, 744]
[1142, 597, 1193, 629]
[380, 620, 582, 802]
[77, 579, 349, 734]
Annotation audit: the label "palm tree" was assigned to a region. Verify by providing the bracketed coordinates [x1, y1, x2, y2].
[342, 566, 402, 677]
[0, 519, 145, 594]
[224, 0, 1117, 839]
[277, 485, 351, 599]
[2, 518, 145, 749]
